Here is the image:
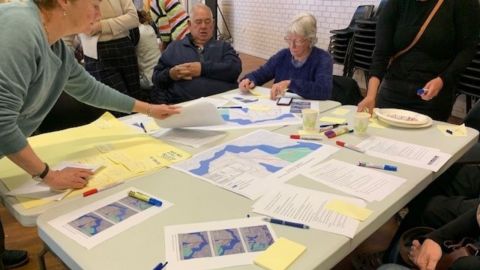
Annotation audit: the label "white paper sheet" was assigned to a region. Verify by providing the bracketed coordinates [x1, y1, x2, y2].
[356, 136, 451, 172]
[78, 34, 99, 59]
[252, 184, 363, 238]
[49, 188, 172, 249]
[171, 130, 338, 200]
[303, 159, 406, 202]
[164, 217, 277, 270]
[6, 162, 101, 200]
[153, 129, 226, 148]
[155, 99, 225, 128]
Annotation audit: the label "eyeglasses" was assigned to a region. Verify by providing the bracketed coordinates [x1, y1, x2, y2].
[284, 37, 308, 46]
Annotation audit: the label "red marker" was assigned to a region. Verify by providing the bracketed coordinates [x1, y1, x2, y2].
[336, 140, 365, 153]
[83, 182, 124, 197]
[290, 134, 323, 141]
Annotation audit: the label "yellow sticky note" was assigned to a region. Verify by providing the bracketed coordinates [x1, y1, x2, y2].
[369, 118, 387, 129]
[254, 237, 306, 270]
[319, 116, 347, 124]
[332, 108, 350, 116]
[437, 124, 467, 137]
[325, 199, 373, 221]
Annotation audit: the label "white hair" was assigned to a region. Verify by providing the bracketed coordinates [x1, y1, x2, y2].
[286, 13, 318, 47]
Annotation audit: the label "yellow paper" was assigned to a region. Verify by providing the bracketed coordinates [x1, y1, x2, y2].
[249, 104, 273, 112]
[332, 108, 350, 116]
[319, 116, 347, 124]
[254, 237, 306, 270]
[0, 112, 191, 209]
[249, 88, 270, 98]
[325, 199, 373, 221]
[437, 124, 467, 137]
[368, 118, 387, 129]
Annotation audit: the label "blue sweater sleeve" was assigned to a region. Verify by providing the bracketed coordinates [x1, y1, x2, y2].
[201, 42, 242, 82]
[290, 50, 333, 100]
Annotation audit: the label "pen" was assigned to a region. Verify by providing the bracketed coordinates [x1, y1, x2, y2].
[290, 134, 322, 141]
[358, 161, 398, 171]
[262, 217, 309, 229]
[83, 182, 125, 197]
[336, 140, 365, 153]
[134, 122, 147, 133]
[319, 123, 347, 128]
[324, 127, 353, 138]
[153, 261, 168, 270]
[217, 106, 243, 109]
[128, 191, 162, 206]
[446, 129, 453, 135]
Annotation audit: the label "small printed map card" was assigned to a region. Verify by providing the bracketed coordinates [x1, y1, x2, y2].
[164, 217, 277, 270]
[49, 188, 172, 249]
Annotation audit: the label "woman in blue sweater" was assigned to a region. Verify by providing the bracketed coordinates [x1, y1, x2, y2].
[239, 13, 333, 100]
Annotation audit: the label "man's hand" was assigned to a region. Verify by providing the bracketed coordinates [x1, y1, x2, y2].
[270, 80, 290, 100]
[169, 63, 201, 81]
[410, 239, 442, 270]
[43, 167, 93, 190]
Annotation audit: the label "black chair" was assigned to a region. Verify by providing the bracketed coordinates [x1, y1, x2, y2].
[328, 5, 375, 75]
[457, 43, 480, 112]
[331, 75, 363, 105]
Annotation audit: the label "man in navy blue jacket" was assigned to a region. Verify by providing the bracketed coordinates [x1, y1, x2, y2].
[151, 3, 241, 104]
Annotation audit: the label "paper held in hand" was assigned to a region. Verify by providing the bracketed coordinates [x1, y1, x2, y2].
[155, 99, 225, 128]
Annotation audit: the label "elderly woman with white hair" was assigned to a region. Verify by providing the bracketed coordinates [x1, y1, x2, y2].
[239, 13, 333, 100]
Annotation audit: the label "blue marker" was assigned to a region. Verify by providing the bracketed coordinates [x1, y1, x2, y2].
[153, 261, 168, 270]
[416, 88, 426, 96]
[358, 161, 397, 171]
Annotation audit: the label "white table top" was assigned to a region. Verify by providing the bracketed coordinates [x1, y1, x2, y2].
[35, 105, 478, 270]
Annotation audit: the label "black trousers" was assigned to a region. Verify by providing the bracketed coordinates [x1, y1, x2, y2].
[84, 37, 147, 102]
[377, 79, 456, 122]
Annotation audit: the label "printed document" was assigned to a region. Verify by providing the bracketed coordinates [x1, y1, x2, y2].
[303, 159, 406, 202]
[356, 136, 451, 172]
[49, 188, 172, 249]
[164, 217, 276, 270]
[172, 130, 338, 200]
[155, 99, 225, 128]
[252, 184, 364, 238]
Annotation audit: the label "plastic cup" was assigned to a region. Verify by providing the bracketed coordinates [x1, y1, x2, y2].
[302, 109, 319, 132]
[354, 112, 370, 135]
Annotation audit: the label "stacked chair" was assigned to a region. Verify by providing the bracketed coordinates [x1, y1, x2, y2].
[328, 5, 374, 76]
[457, 42, 480, 113]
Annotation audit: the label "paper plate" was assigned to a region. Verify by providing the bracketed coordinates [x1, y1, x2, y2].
[374, 108, 431, 125]
[376, 115, 433, 128]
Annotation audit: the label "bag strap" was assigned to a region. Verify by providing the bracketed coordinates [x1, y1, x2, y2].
[389, 0, 445, 65]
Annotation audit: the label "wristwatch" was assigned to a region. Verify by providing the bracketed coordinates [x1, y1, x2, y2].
[33, 163, 49, 182]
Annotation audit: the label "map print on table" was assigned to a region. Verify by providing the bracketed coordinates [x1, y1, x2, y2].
[179, 231, 213, 260]
[240, 225, 274, 252]
[218, 107, 298, 126]
[173, 130, 322, 199]
[68, 212, 114, 237]
[211, 229, 245, 256]
[233, 96, 259, 103]
[95, 202, 138, 223]
[119, 196, 153, 211]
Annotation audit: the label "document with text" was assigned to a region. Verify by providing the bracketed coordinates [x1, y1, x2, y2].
[303, 159, 406, 202]
[252, 184, 364, 238]
[356, 136, 451, 172]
